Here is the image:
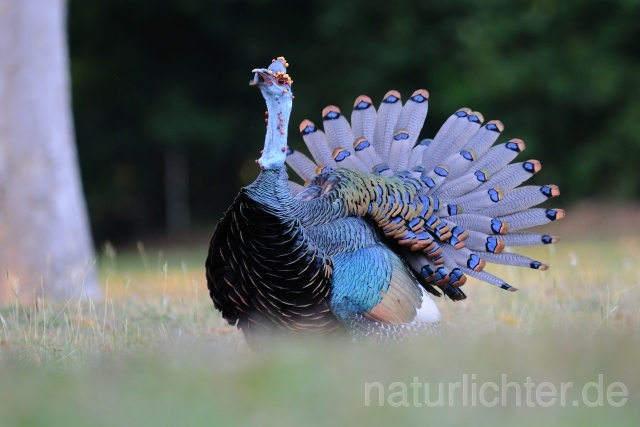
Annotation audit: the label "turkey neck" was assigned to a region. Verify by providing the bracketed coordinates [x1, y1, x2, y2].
[258, 93, 292, 169]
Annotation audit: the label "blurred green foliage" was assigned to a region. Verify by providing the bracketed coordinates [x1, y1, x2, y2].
[69, 0, 640, 243]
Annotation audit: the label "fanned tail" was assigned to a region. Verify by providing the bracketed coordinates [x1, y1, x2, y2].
[286, 90, 563, 298]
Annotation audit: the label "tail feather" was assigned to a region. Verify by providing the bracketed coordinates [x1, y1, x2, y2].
[500, 232, 560, 247]
[498, 208, 565, 230]
[473, 139, 525, 174]
[395, 90, 430, 142]
[299, 120, 336, 168]
[464, 120, 505, 157]
[481, 251, 548, 270]
[443, 214, 509, 235]
[442, 245, 485, 273]
[388, 90, 430, 172]
[464, 230, 506, 254]
[285, 149, 318, 181]
[453, 186, 505, 213]
[388, 130, 416, 173]
[422, 108, 480, 169]
[373, 90, 403, 159]
[353, 137, 384, 171]
[481, 185, 559, 217]
[332, 147, 368, 171]
[460, 267, 517, 292]
[439, 149, 477, 179]
[408, 139, 432, 169]
[322, 106, 353, 150]
[420, 165, 450, 195]
[351, 95, 377, 145]
[433, 168, 490, 200]
[474, 160, 540, 194]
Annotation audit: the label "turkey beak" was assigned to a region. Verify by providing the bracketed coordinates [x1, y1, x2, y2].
[250, 69, 272, 87]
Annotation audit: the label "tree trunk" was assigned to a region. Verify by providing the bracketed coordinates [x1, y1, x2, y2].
[0, 0, 99, 302]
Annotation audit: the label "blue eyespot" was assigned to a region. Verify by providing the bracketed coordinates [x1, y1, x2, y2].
[491, 219, 504, 234]
[354, 139, 370, 151]
[434, 267, 447, 281]
[374, 164, 390, 174]
[422, 176, 435, 188]
[434, 166, 448, 177]
[467, 254, 481, 270]
[394, 132, 410, 141]
[523, 162, 535, 173]
[506, 141, 521, 152]
[334, 150, 350, 162]
[449, 268, 464, 284]
[475, 170, 488, 182]
[411, 94, 427, 103]
[301, 125, 316, 135]
[421, 265, 434, 279]
[460, 150, 474, 161]
[486, 236, 499, 253]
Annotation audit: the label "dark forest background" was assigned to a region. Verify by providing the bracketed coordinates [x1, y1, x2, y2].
[68, 0, 640, 245]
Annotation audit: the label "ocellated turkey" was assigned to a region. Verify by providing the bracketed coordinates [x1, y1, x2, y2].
[205, 57, 563, 346]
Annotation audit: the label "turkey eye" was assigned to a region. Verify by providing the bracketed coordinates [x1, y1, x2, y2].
[276, 77, 287, 85]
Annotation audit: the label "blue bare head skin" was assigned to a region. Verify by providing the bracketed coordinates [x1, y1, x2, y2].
[251, 57, 294, 169]
[250, 57, 293, 100]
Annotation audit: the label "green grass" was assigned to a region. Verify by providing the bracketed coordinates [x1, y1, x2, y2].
[1, 237, 639, 426]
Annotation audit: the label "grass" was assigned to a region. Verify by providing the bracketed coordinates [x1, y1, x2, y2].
[0, 236, 639, 426]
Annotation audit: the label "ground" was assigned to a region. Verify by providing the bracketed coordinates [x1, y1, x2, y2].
[0, 214, 639, 426]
